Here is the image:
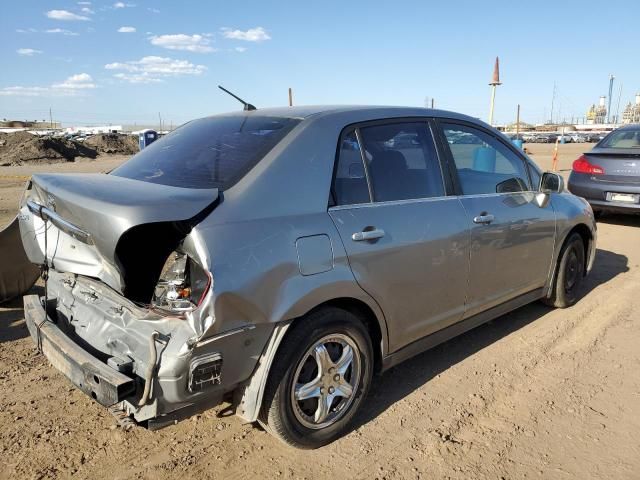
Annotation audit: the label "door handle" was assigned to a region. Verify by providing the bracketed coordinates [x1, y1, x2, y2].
[352, 229, 385, 241]
[473, 213, 495, 225]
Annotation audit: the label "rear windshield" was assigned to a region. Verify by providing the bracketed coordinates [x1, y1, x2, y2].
[111, 115, 300, 189]
[599, 129, 640, 149]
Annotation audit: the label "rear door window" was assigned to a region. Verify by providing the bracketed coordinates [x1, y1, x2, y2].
[111, 115, 300, 190]
[359, 122, 444, 202]
[440, 123, 531, 195]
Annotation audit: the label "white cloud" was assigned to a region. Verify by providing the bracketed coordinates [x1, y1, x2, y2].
[112, 73, 162, 84]
[113, 2, 135, 8]
[16, 28, 38, 33]
[46, 28, 79, 36]
[0, 73, 96, 97]
[46, 9, 90, 21]
[52, 73, 96, 90]
[80, 7, 94, 14]
[118, 26, 136, 33]
[17, 48, 43, 56]
[148, 7, 160, 13]
[221, 27, 270, 42]
[235, 46, 247, 53]
[105, 55, 206, 83]
[78, 1, 92, 4]
[149, 34, 214, 53]
[0, 86, 50, 97]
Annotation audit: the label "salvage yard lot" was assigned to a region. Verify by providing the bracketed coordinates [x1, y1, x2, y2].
[1, 143, 639, 479]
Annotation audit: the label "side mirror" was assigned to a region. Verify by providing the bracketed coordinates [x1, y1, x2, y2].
[540, 172, 565, 193]
[496, 177, 528, 194]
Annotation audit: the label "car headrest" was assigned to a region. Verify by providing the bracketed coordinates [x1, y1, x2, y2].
[370, 150, 408, 177]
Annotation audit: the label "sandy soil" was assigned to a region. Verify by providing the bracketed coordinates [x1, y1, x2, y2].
[1, 145, 639, 479]
[0, 155, 129, 226]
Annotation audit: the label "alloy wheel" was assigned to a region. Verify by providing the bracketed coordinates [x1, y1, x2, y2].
[290, 334, 361, 430]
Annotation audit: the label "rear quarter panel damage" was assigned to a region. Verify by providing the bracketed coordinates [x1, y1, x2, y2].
[189, 212, 387, 351]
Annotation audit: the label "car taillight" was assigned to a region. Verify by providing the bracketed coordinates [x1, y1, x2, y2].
[572, 155, 605, 175]
[152, 251, 211, 314]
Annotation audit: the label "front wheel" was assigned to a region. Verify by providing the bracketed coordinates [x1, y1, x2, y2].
[259, 307, 373, 448]
[543, 232, 586, 308]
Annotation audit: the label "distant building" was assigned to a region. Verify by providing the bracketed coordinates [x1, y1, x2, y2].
[586, 96, 607, 124]
[622, 93, 640, 124]
[503, 121, 535, 132]
[0, 119, 61, 129]
[64, 125, 123, 134]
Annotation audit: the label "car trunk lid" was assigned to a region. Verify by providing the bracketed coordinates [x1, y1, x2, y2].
[18, 173, 218, 301]
[586, 150, 640, 183]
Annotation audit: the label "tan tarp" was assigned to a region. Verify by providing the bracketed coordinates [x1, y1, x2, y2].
[0, 216, 39, 303]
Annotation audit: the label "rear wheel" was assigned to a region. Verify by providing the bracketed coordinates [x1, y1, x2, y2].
[543, 232, 585, 308]
[259, 307, 373, 448]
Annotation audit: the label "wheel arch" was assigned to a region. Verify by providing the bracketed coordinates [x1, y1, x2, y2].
[234, 295, 386, 423]
[546, 222, 594, 299]
[570, 223, 594, 273]
[301, 297, 384, 373]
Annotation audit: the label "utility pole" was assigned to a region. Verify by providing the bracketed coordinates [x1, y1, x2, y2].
[49, 107, 53, 129]
[431, 98, 435, 109]
[288, 88, 293, 107]
[488, 56, 502, 126]
[550, 82, 556, 124]
[158, 112, 162, 132]
[516, 104, 521, 139]
[607, 74, 615, 124]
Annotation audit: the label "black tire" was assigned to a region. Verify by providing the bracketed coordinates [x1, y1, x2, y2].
[543, 232, 586, 308]
[258, 307, 373, 448]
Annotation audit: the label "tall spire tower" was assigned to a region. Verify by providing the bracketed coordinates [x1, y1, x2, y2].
[488, 56, 502, 126]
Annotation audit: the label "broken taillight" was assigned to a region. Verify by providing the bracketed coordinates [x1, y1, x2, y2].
[151, 251, 210, 314]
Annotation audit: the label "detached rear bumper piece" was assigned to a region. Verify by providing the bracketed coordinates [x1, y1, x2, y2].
[23, 294, 136, 406]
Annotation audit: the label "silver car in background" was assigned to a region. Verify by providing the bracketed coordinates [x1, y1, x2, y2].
[10, 106, 596, 448]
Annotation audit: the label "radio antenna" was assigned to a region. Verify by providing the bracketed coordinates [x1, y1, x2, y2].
[218, 85, 256, 111]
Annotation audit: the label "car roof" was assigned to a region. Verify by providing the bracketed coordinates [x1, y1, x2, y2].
[205, 105, 480, 123]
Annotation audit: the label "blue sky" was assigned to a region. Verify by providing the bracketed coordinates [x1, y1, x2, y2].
[1, 0, 637, 126]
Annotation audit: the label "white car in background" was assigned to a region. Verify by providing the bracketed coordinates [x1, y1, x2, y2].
[570, 133, 587, 143]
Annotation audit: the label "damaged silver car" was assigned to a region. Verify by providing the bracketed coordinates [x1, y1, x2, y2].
[3, 106, 596, 448]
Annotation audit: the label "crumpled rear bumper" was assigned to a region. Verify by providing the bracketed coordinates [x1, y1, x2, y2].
[23, 294, 136, 406]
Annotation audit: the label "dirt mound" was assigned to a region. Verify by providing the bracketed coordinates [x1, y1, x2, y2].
[84, 134, 139, 155]
[0, 132, 97, 166]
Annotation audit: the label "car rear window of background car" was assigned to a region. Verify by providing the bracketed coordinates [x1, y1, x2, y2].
[599, 130, 640, 149]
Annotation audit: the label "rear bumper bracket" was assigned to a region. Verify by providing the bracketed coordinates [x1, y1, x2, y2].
[23, 294, 136, 406]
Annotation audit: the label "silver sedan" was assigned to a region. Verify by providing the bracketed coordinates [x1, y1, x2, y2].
[2, 106, 596, 448]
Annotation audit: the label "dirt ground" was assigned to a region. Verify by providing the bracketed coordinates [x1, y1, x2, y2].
[1, 144, 639, 479]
